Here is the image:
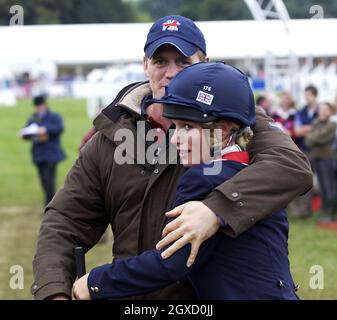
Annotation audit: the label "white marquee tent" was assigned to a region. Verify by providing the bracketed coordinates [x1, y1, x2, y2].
[0, 19, 336, 66]
[1, 19, 337, 107]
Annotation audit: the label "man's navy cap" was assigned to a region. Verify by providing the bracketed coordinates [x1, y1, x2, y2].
[153, 62, 256, 127]
[144, 15, 206, 58]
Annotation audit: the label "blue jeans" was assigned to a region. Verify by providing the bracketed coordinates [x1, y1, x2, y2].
[311, 158, 337, 214]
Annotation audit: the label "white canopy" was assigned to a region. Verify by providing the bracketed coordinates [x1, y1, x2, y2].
[0, 19, 337, 66]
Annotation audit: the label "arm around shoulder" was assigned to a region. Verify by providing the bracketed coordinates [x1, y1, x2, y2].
[203, 108, 313, 237]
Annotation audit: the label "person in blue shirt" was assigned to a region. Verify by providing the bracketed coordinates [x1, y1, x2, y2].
[290, 85, 319, 219]
[20, 95, 65, 206]
[72, 62, 298, 300]
[294, 85, 319, 154]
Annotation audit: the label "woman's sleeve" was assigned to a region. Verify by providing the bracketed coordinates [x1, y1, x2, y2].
[305, 122, 336, 147]
[87, 167, 222, 299]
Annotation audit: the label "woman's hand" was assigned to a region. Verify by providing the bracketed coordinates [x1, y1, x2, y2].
[72, 273, 91, 300]
[156, 201, 221, 267]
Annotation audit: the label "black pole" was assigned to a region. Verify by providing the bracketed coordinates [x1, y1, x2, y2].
[74, 246, 86, 278]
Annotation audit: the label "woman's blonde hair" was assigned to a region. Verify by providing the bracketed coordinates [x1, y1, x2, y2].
[230, 123, 254, 150]
[202, 121, 253, 152]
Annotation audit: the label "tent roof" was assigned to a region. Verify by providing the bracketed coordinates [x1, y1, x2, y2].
[1, 19, 336, 65]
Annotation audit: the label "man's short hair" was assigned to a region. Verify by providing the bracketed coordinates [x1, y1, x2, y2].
[256, 95, 266, 106]
[305, 85, 318, 97]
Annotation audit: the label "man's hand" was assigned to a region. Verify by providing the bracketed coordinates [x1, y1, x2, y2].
[37, 126, 47, 135]
[156, 201, 221, 267]
[72, 273, 91, 300]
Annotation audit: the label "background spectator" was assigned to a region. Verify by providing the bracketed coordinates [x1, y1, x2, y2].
[305, 102, 337, 222]
[19, 95, 65, 206]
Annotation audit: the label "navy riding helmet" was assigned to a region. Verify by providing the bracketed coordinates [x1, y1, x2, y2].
[153, 62, 256, 127]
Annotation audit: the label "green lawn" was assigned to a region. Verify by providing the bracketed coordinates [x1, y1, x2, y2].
[0, 98, 337, 299]
[0, 98, 92, 206]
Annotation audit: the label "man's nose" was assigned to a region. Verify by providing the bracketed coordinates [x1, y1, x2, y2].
[165, 63, 180, 79]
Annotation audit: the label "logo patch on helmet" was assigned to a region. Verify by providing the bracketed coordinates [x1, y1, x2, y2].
[162, 19, 180, 31]
[196, 91, 214, 105]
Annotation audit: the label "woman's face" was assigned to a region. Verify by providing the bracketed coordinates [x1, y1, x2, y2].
[170, 119, 212, 167]
[318, 103, 331, 121]
[281, 93, 293, 110]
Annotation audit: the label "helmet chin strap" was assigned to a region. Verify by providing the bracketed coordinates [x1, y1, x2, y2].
[209, 128, 237, 158]
[202, 121, 239, 158]
[225, 133, 234, 147]
[206, 125, 233, 158]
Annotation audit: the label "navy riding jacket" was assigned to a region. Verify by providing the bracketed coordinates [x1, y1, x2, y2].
[88, 152, 298, 300]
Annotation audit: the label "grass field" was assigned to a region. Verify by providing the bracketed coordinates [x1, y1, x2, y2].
[0, 98, 337, 300]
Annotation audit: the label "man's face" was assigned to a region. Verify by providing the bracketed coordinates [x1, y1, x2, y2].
[318, 103, 331, 121]
[305, 90, 316, 105]
[143, 44, 204, 99]
[35, 104, 47, 114]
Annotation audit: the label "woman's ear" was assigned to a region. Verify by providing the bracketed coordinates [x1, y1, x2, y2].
[215, 120, 232, 139]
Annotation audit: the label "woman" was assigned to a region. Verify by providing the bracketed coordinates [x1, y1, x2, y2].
[73, 62, 298, 300]
[272, 91, 297, 138]
[305, 102, 337, 223]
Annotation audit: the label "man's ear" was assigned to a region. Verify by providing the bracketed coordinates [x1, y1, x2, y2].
[143, 56, 149, 77]
[204, 56, 210, 62]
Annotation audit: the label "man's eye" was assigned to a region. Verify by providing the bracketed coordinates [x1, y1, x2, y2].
[154, 59, 165, 65]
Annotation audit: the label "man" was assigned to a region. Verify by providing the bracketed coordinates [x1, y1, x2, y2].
[32, 15, 312, 300]
[20, 95, 65, 206]
[294, 85, 319, 153]
[256, 94, 272, 116]
[289, 85, 319, 219]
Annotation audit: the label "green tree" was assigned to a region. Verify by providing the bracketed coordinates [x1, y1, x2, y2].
[284, 0, 337, 19]
[136, 0, 337, 21]
[1, 0, 336, 25]
[0, 0, 140, 25]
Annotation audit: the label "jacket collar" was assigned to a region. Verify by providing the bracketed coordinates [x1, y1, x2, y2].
[93, 81, 176, 168]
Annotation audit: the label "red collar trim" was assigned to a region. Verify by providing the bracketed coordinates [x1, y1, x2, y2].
[221, 151, 249, 165]
[147, 116, 167, 132]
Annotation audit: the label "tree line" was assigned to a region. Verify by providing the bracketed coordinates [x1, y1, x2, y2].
[0, 0, 336, 26]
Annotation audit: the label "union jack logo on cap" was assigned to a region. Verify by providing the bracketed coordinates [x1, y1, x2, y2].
[162, 19, 180, 31]
[196, 91, 214, 105]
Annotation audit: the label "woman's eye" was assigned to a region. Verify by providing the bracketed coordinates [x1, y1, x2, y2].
[184, 124, 192, 130]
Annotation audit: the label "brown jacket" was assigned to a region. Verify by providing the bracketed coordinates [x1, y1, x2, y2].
[32, 82, 313, 300]
[305, 119, 337, 159]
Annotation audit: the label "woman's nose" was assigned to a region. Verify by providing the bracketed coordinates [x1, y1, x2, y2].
[170, 129, 179, 145]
